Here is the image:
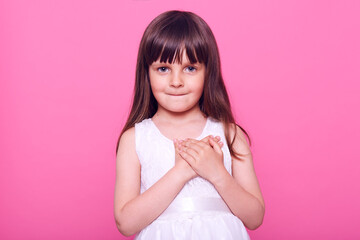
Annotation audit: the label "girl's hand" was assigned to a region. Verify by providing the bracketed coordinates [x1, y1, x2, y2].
[179, 136, 228, 184]
[199, 135, 224, 147]
[173, 136, 223, 182]
[173, 139, 197, 181]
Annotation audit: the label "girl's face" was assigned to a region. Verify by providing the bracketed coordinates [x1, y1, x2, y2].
[149, 50, 205, 115]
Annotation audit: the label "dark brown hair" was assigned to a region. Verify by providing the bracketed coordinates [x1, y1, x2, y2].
[116, 10, 251, 159]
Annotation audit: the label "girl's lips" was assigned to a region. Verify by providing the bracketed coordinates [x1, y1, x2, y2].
[167, 93, 187, 96]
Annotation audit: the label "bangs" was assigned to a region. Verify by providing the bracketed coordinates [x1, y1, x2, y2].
[144, 14, 208, 65]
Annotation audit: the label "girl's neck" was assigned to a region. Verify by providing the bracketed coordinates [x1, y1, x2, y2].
[152, 105, 206, 125]
[151, 105, 208, 141]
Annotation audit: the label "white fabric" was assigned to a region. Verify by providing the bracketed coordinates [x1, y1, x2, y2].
[161, 197, 231, 216]
[134, 117, 250, 240]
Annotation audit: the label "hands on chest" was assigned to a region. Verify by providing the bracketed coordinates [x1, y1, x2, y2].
[173, 135, 229, 184]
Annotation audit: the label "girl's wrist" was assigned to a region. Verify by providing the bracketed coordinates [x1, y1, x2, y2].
[173, 164, 195, 182]
[209, 167, 231, 188]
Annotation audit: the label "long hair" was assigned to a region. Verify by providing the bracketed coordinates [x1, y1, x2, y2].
[116, 10, 251, 159]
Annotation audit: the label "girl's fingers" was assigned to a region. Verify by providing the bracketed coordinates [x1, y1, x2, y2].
[184, 139, 208, 148]
[173, 139, 180, 152]
[213, 135, 221, 141]
[182, 146, 198, 159]
[200, 135, 221, 144]
[181, 136, 224, 153]
[207, 136, 224, 148]
[209, 137, 222, 154]
[179, 150, 196, 166]
[209, 136, 224, 148]
[183, 137, 224, 152]
[200, 136, 212, 143]
[182, 141, 204, 154]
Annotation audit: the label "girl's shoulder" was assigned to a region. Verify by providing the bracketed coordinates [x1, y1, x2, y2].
[120, 117, 152, 143]
[118, 127, 135, 151]
[116, 127, 137, 164]
[118, 118, 152, 156]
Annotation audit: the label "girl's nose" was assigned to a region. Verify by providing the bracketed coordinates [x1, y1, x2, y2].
[170, 73, 184, 87]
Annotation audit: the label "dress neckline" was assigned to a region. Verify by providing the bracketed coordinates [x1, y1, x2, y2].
[149, 117, 210, 143]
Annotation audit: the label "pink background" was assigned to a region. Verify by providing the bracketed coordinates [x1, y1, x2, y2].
[1, 0, 359, 239]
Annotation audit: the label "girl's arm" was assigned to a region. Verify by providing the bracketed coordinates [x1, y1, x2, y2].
[114, 127, 190, 236]
[114, 127, 219, 236]
[179, 126, 265, 230]
[213, 125, 265, 230]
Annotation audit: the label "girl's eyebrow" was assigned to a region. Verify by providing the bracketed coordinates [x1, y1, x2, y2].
[150, 63, 165, 68]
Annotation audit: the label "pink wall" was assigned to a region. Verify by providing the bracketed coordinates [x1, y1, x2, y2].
[1, 0, 359, 239]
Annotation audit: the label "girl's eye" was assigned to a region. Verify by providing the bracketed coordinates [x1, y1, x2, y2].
[157, 67, 169, 73]
[185, 66, 197, 72]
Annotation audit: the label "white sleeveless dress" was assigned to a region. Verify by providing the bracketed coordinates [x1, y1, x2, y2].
[134, 117, 250, 240]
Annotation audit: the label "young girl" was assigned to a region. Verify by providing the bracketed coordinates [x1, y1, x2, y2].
[114, 10, 264, 239]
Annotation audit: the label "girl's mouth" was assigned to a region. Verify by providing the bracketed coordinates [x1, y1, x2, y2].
[168, 93, 187, 96]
